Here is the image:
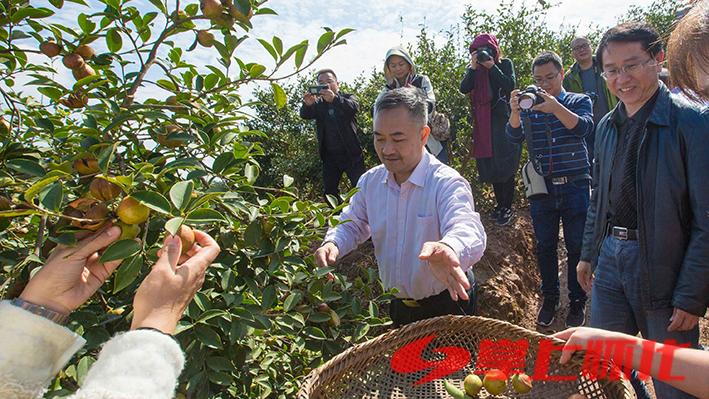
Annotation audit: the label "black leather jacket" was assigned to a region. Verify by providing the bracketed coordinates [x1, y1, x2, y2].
[581, 83, 709, 317]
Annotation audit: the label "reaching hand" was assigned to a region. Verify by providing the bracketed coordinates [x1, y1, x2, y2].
[418, 241, 470, 301]
[131, 230, 220, 334]
[314, 242, 338, 281]
[19, 224, 124, 315]
[552, 327, 630, 365]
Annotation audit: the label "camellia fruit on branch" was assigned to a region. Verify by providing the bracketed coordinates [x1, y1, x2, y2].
[116, 196, 150, 225]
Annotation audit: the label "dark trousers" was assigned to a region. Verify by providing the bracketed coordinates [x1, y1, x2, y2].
[389, 270, 476, 328]
[322, 157, 366, 198]
[492, 175, 516, 209]
[591, 236, 700, 399]
[529, 179, 589, 302]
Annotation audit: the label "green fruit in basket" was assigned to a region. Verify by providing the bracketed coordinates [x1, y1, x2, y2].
[483, 369, 508, 395]
[464, 373, 483, 396]
[443, 380, 473, 399]
[511, 373, 532, 394]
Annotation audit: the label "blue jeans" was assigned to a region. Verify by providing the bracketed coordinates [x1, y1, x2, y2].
[591, 236, 700, 399]
[529, 179, 589, 302]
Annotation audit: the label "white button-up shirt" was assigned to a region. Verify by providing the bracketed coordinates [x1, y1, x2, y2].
[324, 151, 487, 300]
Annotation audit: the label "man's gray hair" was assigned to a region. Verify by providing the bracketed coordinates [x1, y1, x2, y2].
[374, 87, 428, 127]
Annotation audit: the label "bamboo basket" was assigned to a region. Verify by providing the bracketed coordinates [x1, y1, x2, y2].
[298, 315, 635, 399]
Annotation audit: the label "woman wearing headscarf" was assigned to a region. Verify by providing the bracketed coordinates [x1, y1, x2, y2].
[460, 33, 520, 226]
[377, 46, 448, 164]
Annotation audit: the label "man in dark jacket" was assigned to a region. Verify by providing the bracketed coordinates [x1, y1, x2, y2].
[577, 22, 709, 399]
[563, 36, 618, 163]
[300, 69, 366, 198]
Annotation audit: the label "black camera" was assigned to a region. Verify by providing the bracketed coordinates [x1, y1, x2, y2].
[517, 85, 545, 110]
[308, 84, 329, 95]
[476, 47, 493, 63]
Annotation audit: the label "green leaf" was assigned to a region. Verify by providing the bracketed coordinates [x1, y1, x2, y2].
[6, 159, 46, 177]
[39, 182, 63, 212]
[316, 31, 335, 54]
[243, 220, 262, 246]
[294, 42, 308, 68]
[206, 357, 233, 372]
[113, 255, 143, 293]
[304, 326, 326, 340]
[283, 291, 302, 312]
[249, 64, 266, 78]
[24, 175, 65, 203]
[77, 13, 96, 34]
[271, 82, 286, 109]
[272, 36, 283, 55]
[169, 180, 193, 212]
[186, 208, 225, 224]
[257, 39, 278, 61]
[97, 142, 117, 173]
[244, 163, 258, 184]
[164, 216, 184, 236]
[354, 323, 370, 341]
[49, 0, 64, 8]
[147, 0, 167, 13]
[37, 87, 63, 101]
[106, 28, 123, 52]
[282, 174, 294, 188]
[99, 239, 141, 263]
[194, 325, 222, 349]
[261, 285, 276, 309]
[131, 191, 171, 214]
[335, 28, 355, 40]
[11, 7, 54, 23]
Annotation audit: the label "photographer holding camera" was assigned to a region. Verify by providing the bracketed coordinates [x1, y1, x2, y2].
[460, 33, 520, 226]
[506, 51, 594, 328]
[300, 69, 366, 199]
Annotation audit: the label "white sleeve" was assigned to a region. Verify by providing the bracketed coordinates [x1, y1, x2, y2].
[0, 301, 85, 399]
[69, 329, 184, 399]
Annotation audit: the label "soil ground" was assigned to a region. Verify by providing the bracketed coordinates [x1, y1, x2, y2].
[336, 209, 709, 398]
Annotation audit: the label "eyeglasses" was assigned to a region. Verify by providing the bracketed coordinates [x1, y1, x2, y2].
[533, 72, 560, 85]
[571, 43, 590, 52]
[601, 58, 658, 80]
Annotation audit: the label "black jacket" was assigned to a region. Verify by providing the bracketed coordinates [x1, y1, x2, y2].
[581, 83, 709, 317]
[299, 93, 363, 163]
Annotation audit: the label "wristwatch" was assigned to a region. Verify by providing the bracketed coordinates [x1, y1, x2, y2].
[11, 298, 69, 325]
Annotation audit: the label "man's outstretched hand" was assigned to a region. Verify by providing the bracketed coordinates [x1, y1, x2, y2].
[419, 241, 470, 301]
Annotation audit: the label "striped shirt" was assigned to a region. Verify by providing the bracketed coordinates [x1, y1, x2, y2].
[506, 90, 594, 177]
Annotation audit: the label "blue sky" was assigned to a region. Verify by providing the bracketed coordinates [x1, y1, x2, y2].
[24, 0, 658, 101]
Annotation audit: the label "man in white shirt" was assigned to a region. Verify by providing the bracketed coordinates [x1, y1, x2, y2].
[314, 87, 487, 327]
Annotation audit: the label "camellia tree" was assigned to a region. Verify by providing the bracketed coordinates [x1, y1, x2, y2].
[0, 0, 392, 397]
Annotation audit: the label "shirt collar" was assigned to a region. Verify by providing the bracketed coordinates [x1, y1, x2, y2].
[557, 89, 567, 102]
[383, 149, 430, 187]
